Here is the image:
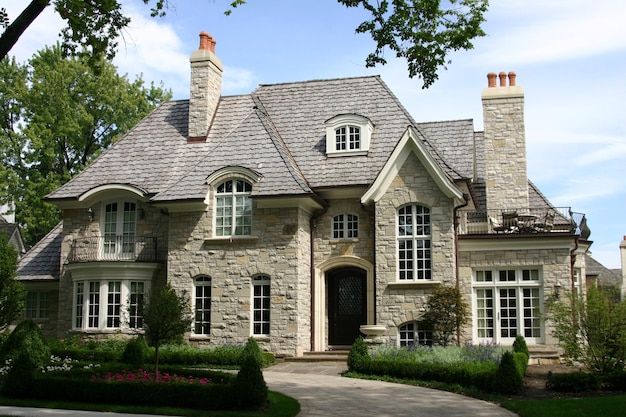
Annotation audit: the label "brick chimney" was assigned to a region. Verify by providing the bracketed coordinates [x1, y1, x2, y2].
[619, 236, 626, 301]
[188, 31, 223, 142]
[481, 71, 529, 211]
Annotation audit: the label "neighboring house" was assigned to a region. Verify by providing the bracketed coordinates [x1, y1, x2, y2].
[585, 255, 622, 295]
[0, 214, 26, 258]
[17, 32, 594, 356]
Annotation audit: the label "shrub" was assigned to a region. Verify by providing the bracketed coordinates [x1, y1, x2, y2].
[603, 370, 626, 391]
[347, 337, 370, 372]
[0, 319, 50, 369]
[492, 351, 523, 394]
[421, 285, 469, 346]
[233, 338, 268, 409]
[513, 351, 529, 377]
[512, 335, 529, 359]
[121, 337, 148, 368]
[3, 351, 37, 397]
[546, 371, 600, 392]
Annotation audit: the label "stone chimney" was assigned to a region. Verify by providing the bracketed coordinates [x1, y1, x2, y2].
[481, 72, 529, 211]
[619, 236, 626, 301]
[188, 31, 223, 142]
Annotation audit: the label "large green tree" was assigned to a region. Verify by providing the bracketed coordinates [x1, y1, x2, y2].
[0, 45, 171, 246]
[0, 233, 25, 329]
[2, 0, 488, 88]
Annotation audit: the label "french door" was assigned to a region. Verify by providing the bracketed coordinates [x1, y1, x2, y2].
[102, 201, 137, 260]
[475, 286, 542, 345]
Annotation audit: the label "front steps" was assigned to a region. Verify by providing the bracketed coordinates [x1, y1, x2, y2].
[284, 350, 349, 363]
[528, 347, 562, 365]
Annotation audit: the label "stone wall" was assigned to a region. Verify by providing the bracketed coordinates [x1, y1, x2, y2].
[373, 152, 457, 343]
[167, 202, 311, 357]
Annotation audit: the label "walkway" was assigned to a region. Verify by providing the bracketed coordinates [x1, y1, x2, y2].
[0, 362, 516, 417]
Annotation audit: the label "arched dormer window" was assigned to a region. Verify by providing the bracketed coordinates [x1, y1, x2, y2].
[325, 114, 373, 157]
[215, 179, 252, 237]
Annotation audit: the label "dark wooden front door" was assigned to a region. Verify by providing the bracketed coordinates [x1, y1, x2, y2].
[328, 267, 367, 346]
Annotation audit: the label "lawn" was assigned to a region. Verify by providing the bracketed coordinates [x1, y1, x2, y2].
[501, 395, 626, 417]
[0, 390, 300, 417]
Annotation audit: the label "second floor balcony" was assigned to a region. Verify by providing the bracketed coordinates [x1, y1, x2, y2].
[458, 207, 589, 237]
[68, 235, 165, 264]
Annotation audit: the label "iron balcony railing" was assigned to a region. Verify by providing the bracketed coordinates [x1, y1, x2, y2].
[458, 207, 588, 236]
[68, 236, 165, 263]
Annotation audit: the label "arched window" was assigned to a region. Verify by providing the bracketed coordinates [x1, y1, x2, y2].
[215, 179, 252, 236]
[194, 276, 212, 335]
[397, 204, 431, 280]
[335, 125, 360, 151]
[398, 321, 432, 347]
[103, 201, 136, 259]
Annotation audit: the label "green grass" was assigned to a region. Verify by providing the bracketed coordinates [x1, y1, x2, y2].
[501, 395, 626, 417]
[0, 391, 300, 417]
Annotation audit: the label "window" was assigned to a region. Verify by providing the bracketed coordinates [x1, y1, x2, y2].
[73, 280, 150, 331]
[397, 205, 431, 280]
[25, 292, 50, 319]
[252, 275, 270, 336]
[194, 276, 211, 335]
[335, 126, 360, 151]
[325, 114, 373, 157]
[129, 281, 145, 329]
[333, 214, 359, 239]
[473, 268, 542, 344]
[398, 322, 432, 347]
[215, 179, 252, 236]
[102, 201, 136, 260]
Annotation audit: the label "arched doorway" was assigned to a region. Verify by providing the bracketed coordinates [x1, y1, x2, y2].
[327, 267, 367, 346]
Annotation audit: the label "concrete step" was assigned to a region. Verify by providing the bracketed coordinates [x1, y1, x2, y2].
[528, 347, 562, 365]
[285, 351, 349, 363]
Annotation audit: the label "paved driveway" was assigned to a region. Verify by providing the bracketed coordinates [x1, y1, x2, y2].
[265, 362, 517, 417]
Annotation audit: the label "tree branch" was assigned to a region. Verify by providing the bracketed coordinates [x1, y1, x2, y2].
[0, 0, 50, 60]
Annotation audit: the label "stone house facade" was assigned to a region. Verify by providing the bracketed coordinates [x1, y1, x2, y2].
[17, 32, 592, 357]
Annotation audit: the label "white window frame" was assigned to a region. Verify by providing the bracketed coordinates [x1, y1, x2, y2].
[73, 279, 151, 331]
[101, 200, 137, 260]
[325, 114, 373, 157]
[398, 321, 433, 347]
[193, 276, 212, 336]
[252, 275, 271, 336]
[215, 179, 252, 237]
[472, 268, 543, 345]
[332, 214, 359, 239]
[397, 204, 432, 281]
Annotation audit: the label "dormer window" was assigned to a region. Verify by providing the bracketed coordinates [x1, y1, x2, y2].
[325, 114, 373, 157]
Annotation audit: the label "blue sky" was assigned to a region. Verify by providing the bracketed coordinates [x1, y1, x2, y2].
[6, 0, 626, 268]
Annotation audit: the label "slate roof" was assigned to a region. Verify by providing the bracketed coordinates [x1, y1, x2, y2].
[586, 256, 622, 289]
[46, 76, 468, 205]
[16, 222, 62, 281]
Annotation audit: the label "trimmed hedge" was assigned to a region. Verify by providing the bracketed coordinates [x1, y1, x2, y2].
[546, 371, 600, 392]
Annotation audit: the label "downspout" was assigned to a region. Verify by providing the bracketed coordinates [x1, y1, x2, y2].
[310, 208, 326, 352]
[453, 193, 470, 345]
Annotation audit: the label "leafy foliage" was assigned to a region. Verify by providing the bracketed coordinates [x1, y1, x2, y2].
[140, 284, 193, 377]
[492, 351, 523, 394]
[549, 286, 626, 373]
[4, 1, 488, 88]
[422, 285, 469, 346]
[348, 336, 371, 372]
[0, 233, 25, 328]
[0, 45, 171, 246]
[0, 319, 50, 367]
[121, 336, 149, 368]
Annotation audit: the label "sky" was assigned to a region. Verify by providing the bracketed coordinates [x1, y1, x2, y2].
[5, 0, 626, 269]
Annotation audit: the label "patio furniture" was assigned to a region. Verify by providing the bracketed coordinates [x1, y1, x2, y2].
[517, 213, 538, 233]
[534, 211, 555, 232]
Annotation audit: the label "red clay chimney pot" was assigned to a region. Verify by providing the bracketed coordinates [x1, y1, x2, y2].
[198, 31, 215, 52]
[487, 72, 497, 88]
[508, 72, 517, 87]
[499, 72, 507, 87]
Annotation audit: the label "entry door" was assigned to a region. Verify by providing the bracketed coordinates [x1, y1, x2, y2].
[328, 268, 367, 346]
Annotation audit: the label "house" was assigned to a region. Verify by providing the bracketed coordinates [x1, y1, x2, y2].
[17, 32, 592, 357]
[0, 213, 26, 258]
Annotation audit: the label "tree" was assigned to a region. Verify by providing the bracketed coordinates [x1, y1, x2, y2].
[549, 286, 626, 373]
[2, 1, 489, 88]
[0, 44, 171, 246]
[140, 284, 193, 379]
[421, 285, 468, 346]
[0, 233, 25, 329]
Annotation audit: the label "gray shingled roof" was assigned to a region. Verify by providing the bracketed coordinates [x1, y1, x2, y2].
[586, 256, 622, 289]
[47, 76, 468, 205]
[16, 222, 62, 281]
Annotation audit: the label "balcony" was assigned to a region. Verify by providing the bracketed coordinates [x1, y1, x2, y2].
[458, 207, 588, 237]
[68, 236, 165, 263]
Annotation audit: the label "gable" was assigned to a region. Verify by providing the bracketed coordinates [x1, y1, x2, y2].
[361, 127, 464, 205]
